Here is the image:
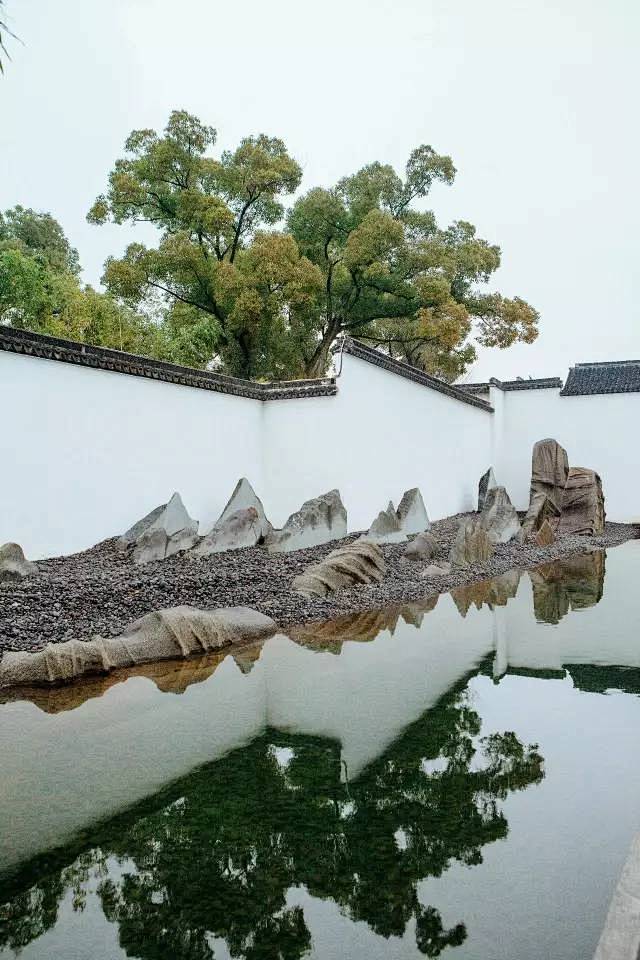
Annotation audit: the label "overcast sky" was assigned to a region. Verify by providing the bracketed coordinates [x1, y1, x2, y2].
[1, 0, 638, 380]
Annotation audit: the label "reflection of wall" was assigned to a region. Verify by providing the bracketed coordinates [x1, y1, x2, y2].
[1, 541, 637, 876]
[497, 541, 640, 675]
[0, 596, 493, 875]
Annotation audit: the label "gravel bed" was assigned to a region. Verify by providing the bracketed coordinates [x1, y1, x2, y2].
[1, 515, 638, 655]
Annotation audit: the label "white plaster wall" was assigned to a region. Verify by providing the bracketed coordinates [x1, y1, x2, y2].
[0, 351, 265, 558]
[263, 352, 492, 530]
[493, 386, 640, 522]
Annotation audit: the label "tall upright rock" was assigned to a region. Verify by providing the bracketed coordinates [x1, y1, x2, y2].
[478, 486, 522, 543]
[557, 468, 605, 536]
[478, 467, 497, 512]
[522, 439, 569, 538]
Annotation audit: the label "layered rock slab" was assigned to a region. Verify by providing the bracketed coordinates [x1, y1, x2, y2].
[396, 488, 430, 535]
[206, 478, 272, 541]
[0, 606, 277, 689]
[120, 492, 198, 563]
[557, 468, 605, 536]
[366, 502, 406, 543]
[449, 520, 495, 568]
[0, 543, 36, 583]
[292, 540, 385, 598]
[522, 439, 569, 537]
[478, 486, 522, 544]
[266, 489, 347, 553]
[478, 467, 497, 512]
[193, 507, 262, 556]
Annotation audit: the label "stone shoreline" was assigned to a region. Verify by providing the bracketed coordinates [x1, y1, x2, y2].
[1, 514, 638, 657]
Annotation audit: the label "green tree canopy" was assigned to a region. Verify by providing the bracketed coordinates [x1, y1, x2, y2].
[90, 111, 539, 381]
[0, 206, 166, 356]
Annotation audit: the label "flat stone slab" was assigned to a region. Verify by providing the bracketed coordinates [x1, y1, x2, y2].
[478, 467, 497, 512]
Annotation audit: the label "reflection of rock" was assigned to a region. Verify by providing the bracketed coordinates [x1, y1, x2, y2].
[289, 608, 402, 653]
[266, 489, 347, 553]
[0, 606, 277, 689]
[449, 520, 495, 568]
[557, 468, 605, 536]
[0, 651, 233, 713]
[403, 531, 437, 561]
[210, 477, 271, 539]
[522, 439, 569, 537]
[292, 540, 385, 598]
[193, 507, 262, 556]
[366, 501, 406, 543]
[0, 542, 36, 582]
[529, 550, 605, 624]
[478, 486, 521, 544]
[396, 488, 430, 535]
[478, 467, 497, 512]
[451, 570, 521, 617]
[535, 519, 556, 547]
[120, 492, 198, 563]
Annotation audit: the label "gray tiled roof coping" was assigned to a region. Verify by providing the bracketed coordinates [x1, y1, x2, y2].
[0, 326, 337, 402]
[340, 338, 493, 412]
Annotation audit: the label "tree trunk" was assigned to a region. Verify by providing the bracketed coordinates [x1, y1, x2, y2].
[304, 324, 341, 379]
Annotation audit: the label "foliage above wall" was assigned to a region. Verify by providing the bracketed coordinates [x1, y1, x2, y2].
[88, 111, 539, 381]
[1, 113, 539, 381]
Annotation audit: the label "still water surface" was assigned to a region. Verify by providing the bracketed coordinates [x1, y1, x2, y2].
[1, 542, 640, 959]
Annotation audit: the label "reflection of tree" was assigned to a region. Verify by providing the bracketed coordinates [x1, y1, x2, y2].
[0, 679, 544, 960]
[529, 550, 605, 624]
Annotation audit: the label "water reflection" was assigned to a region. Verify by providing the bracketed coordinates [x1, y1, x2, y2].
[0, 680, 543, 959]
[529, 550, 605, 624]
[2, 541, 640, 960]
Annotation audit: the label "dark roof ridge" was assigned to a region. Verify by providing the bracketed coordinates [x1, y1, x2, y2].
[340, 337, 493, 411]
[0, 326, 337, 401]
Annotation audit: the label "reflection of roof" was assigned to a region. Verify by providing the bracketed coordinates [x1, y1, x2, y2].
[561, 360, 640, 396]
[459, 376, 563, 393]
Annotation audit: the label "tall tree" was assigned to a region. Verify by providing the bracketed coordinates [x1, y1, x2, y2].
[89, 110, 321, 378]
[90, 111, 539, 380]
[287, 159, 539, 378]
[0, 1, 16, 73]
[0, 206, 166, 356]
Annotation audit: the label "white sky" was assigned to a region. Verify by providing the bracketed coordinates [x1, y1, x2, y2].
[1, 0, 638, 381]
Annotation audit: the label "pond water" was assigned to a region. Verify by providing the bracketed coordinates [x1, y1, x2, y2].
[1, 542, 640, 960]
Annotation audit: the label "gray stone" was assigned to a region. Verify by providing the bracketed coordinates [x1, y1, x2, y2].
[421, 562, 452, 578]
[292, 539, 385, 598]
[0, 606, 278, 689]
[266, 489, 347, 553]
[0, 542, 36, 583]
[478, 486, 522, 544]
[478, 467, 497, 512]
[396, 488, 430, 535]
[403, 531, 438, 561]
[120, 492, 199, 563]
[449, 520, 495, 568]
[366, 501, 407, 544]
[206, 478, 272, 541]
[558, 467, 605, 536]
[193, 507, 262, 556]
[522, 439, 569, 537]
